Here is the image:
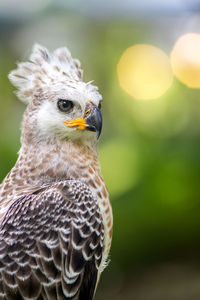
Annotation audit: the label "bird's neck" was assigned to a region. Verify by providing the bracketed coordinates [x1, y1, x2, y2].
[0, 138, 100, 208]
[16, 139, 100, 187]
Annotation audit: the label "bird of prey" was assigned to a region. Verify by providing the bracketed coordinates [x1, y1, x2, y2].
[0, 44, 113, 300]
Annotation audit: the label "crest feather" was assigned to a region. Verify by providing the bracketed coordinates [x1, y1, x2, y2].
[9, 44, 83, 103]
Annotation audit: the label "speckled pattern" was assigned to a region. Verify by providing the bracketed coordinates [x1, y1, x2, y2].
[0, 44, 113, 299]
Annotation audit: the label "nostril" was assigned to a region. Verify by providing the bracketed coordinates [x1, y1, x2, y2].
[84, 109, 91, 117]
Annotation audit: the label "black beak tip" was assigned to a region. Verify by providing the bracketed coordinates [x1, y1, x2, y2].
[85, 105, 102, 139]
[96, 126, 102, 139]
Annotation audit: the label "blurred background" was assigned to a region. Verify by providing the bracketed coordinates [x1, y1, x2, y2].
[1, 0, 200, 299]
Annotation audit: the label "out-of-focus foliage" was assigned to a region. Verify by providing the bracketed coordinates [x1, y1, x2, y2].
[1, 1, 200, 299]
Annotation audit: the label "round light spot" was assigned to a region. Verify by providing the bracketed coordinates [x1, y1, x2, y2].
[117, 44, 173, 100]
[171, 33, 200, 88]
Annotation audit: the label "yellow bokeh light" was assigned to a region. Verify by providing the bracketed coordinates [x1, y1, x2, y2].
[117, 44, 173, 100]
[171, 33, 200, 88]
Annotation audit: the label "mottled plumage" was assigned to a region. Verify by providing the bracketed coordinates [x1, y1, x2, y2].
[0, 44, 113, 299]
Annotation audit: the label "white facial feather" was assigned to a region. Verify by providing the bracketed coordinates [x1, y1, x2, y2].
[37, 101, 67, 138]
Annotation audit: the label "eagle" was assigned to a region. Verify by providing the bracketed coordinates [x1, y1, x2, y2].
[0, 44, 113, 300]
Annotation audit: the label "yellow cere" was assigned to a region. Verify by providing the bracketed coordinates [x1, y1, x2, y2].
[170, 33, 200, 88]
[64, 118, 86, 130]
[117, 44, 173, 100]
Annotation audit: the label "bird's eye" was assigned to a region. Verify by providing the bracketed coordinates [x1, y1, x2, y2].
[98, 102, 102, 110]
[57, 99, 74, 113]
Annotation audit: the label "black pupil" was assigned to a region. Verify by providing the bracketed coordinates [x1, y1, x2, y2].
[57, 99, 73, 112]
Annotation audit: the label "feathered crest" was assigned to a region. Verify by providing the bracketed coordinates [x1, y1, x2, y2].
[9, 44, 84, 103]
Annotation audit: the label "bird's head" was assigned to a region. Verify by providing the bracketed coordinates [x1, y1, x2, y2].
[9, 44, 102, 146]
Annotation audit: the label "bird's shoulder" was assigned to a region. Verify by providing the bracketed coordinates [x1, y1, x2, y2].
[1, 179, 99, 227]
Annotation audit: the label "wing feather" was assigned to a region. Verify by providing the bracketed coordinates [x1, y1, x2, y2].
[0, 180, 104, 299]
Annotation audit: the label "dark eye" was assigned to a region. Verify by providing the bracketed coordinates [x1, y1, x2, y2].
[98, 102, 102, 110]
[57, 99, 73, 112]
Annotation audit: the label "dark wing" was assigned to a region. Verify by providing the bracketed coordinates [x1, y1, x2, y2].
[0, 180, 104, 300]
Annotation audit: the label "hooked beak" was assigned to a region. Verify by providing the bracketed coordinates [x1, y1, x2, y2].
[64, 102, 102, 139]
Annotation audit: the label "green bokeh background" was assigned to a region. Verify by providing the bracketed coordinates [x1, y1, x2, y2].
[1, 1, 200, 299]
